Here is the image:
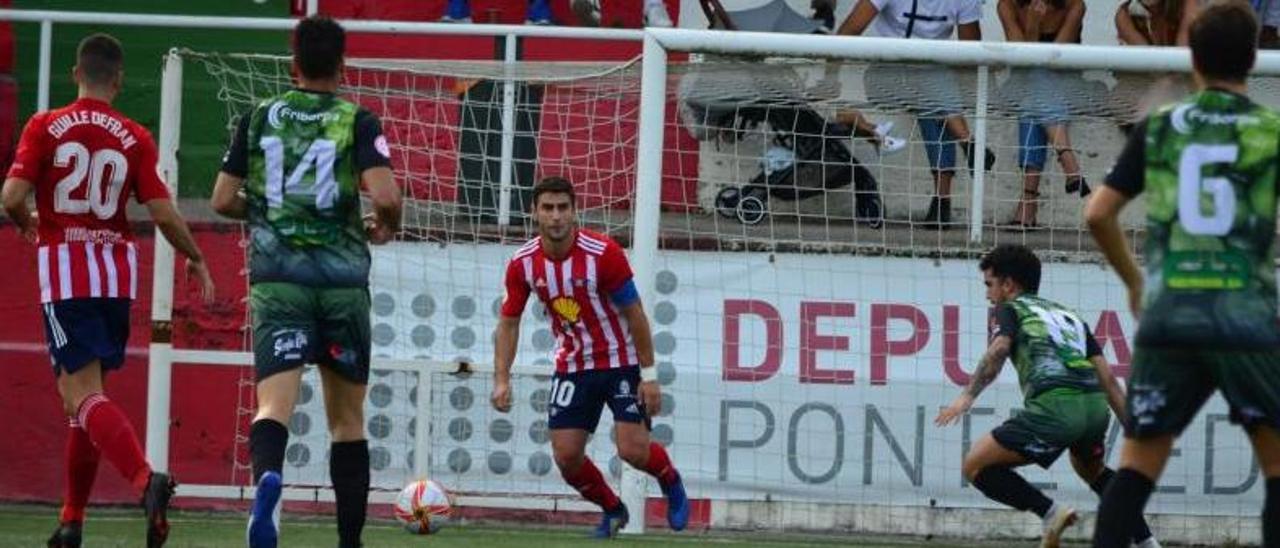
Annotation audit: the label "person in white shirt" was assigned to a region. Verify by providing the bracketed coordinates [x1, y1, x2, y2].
[839, 0, 996, 229]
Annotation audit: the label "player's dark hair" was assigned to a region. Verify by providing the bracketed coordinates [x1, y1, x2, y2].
[1190, 0, 1257, 83]
[76, 33, 123, 87]
[293, 15, 345, 80]
[532, 176, 576, 207]
[979, 244, 1041, 294]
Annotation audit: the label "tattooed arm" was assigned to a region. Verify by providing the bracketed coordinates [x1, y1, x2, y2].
[966, 335, 1013, 398]
[934, 335, 1012, 427]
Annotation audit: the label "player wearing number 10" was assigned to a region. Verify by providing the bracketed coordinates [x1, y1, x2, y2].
[2, 34, 216, 548]
[491, 177, 690, 538]
[210, 15, 402, 548]
[1086, 1, 1280, 546]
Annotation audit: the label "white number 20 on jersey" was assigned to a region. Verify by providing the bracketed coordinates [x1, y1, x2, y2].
[1178, 143, 1239, 236]
[53, 141, 128, 219]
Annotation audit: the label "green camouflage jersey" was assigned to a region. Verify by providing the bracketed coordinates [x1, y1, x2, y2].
[993, 294, 1103, 400]
[221, 89, 392, 288]
[1105, 89, 1280, 349]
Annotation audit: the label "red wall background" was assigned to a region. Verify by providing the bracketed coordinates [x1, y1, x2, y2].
[0, 226, 250, 505]
[1, 0, 15, 172]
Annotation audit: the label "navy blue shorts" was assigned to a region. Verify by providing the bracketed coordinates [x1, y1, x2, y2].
[41, 298, 132, 376]
[547, 367, 649, 433]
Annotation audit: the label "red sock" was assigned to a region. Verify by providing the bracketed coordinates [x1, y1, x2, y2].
[643, 442, 678, 488]
[561, 457, 620, 511]
[78, 394, 151, 494]
[60, 419, 101, 524]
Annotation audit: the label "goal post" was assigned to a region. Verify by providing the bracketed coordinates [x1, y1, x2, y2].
[3, 5, 662, 531]
[148, 34, 662, 535]
[145, 48, 184, 474]
[630, 27, 1280, 546]
[6, 7, 1280, 544]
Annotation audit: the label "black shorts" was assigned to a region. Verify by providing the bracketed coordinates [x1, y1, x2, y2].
[991, 390, 1110, 468]
[1128, 346, 1280, 437]
[547, 367, 649, 433]
[41, 298, 132, 376]
[250, 283, 371, 384]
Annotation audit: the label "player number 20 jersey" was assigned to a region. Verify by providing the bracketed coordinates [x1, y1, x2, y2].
[6, 98, 171, 303]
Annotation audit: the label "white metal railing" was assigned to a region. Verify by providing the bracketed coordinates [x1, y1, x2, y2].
[647, 27, 1280, 73]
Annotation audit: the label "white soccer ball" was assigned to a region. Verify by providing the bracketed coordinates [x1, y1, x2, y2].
[393, 479, 455, 534]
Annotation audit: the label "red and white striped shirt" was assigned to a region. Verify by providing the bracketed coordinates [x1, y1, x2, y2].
[6, 98, 169, 303]
[501, 230, 638, 374]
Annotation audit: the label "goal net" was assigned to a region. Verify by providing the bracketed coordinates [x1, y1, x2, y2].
[171, 38, 1275, 543]
[639, 36, 1276, 545]
[184, 50, 647, 511]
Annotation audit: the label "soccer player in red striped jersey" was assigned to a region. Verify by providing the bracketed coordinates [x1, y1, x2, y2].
[491, 177, 689, 537]
[1, 34, 214, 548]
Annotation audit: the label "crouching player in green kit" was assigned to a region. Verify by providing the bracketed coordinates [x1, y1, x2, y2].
[936, 244, 1159, 548]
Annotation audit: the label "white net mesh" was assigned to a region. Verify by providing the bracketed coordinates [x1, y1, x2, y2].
[186, 47, 1274, 543]
[657, 56, 1275, 544]
[191, 50, 646, 502]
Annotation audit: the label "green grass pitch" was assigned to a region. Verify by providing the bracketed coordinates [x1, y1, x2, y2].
[0, 504, 1039, 547]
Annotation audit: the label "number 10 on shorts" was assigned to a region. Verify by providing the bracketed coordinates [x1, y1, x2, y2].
[549, 378, 576, 408]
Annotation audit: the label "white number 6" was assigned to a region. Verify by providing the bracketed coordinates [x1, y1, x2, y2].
[1178, 144, 1238, 236]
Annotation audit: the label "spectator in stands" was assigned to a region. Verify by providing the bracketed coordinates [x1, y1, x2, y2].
[1254, 0, 1280, 47]
[812, 62, 908, 154]
[813, 0, 838, 33]
[835, 110, 907, 154]
[1115, 0, 1190, 44]
[442, 0, 557, 24]
[838, 0, 997, 229]
[1115, 0, 1200, 137]
[442, 0, 674, 26]
[998, 0, 1090, 229]
[571, 0, 674, 27]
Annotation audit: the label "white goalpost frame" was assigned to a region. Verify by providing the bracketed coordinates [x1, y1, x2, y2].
[0, 7, 652, 531]
[630, 28, 1280, 543]
[7, 7, 1280, 542]
[147, 49, 183, 474]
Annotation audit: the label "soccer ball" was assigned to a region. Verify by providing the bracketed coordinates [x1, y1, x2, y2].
[393, 479, 455, 534]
